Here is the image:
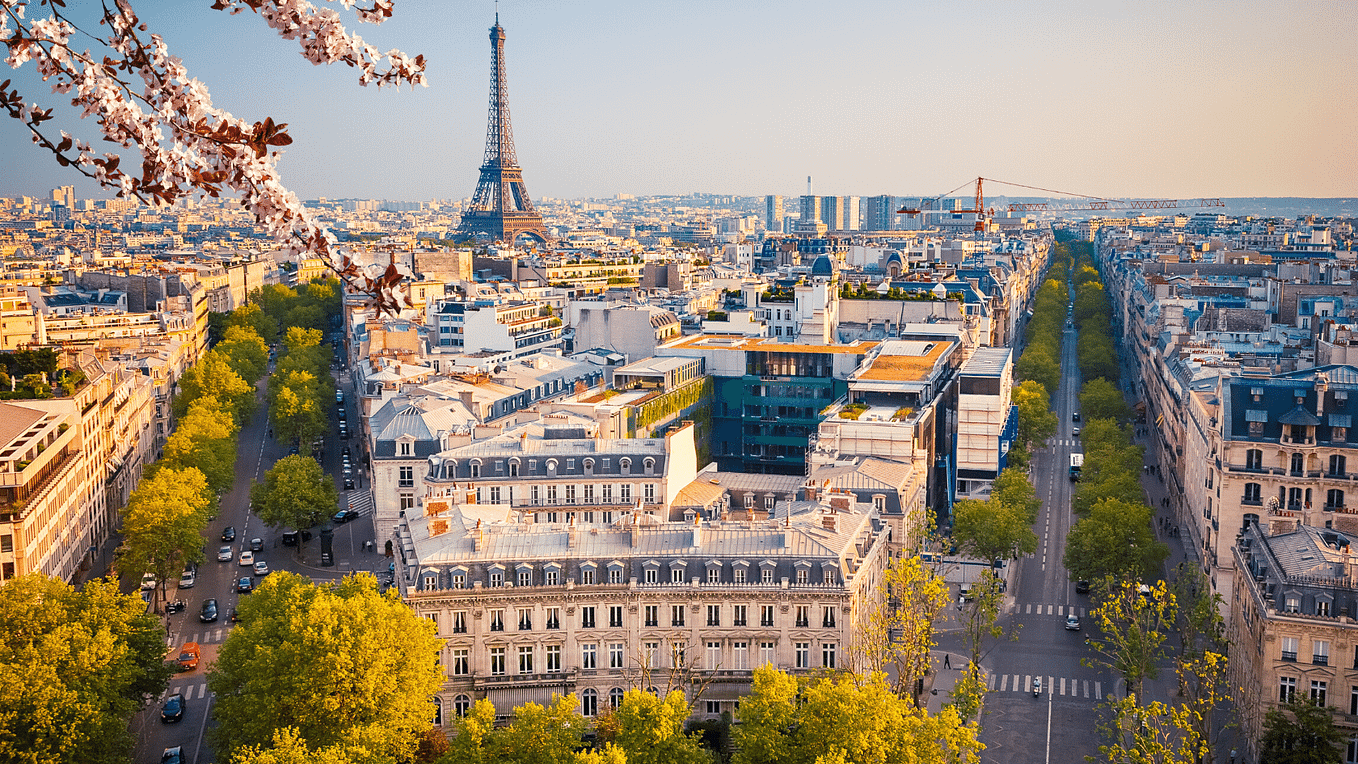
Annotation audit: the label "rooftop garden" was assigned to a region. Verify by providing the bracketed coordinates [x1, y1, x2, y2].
[0, 349, 87, 400]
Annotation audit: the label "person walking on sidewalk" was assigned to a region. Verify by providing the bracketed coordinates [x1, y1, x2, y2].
[944, 653, 951, 669]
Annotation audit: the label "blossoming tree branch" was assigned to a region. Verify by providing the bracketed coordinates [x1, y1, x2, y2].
[0, 0, 426, 313]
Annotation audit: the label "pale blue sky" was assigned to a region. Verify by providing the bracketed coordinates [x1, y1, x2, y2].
[1, 1, 1354, 202]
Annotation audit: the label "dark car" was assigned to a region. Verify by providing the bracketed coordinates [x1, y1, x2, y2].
[249, 537, 264, 552]
[237, 576, 254, 593]
[1075, 580, 1091, 594]
[343, 478, 355, 490]
[333, 509, 359, 524]
[342, 446, 351, 457]
[228, 607, 239, 623]
[1072, 412, 1081, 422]
[160, 693, 185, 723]
[221, 526, 236, 542]
[162, 747, 183, 764]
[199, 598, 218, 623]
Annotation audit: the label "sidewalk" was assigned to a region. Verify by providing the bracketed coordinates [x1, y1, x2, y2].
[925, 650, 965, 714]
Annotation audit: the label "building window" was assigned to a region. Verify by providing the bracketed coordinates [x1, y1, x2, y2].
[1249, 421, 1264, 435]
[609, 642, 624, 669]
[671, 567, 684, 584]
[1332, 455, 1348, 476]
[603, 483, 613, 503]
[733, 641, 749, 670]
[1329, 490, 1345, 510]
[519, 646, 534, 674]
[489, 571, 504, 588]
[1244, 483, 1261, 503]
[734, 568, 746, 584]
[546, 569, 559, 586]
[585, 484, 595, 503]
[509, 461, 519, 477]
[1285, 597, 1301, 614]
[452, 648, 469, 676]
[796, 569, 809, 585]
[822, 606, 837, 628]
[672, 605, 685, 627]
[581, 568, 594, 585]
[795, 642, 809, 669]
[399, 465, 414, 487]
[707, 605, 721, 626]
[1282, 636, 1299, 661]
[518, 570, 532, 587]
[1315, 640, 1331, 665]
[645, 605, 658, 627]
[643, 642, 658, 669]
[518, 608, 532, 630]
[707, 641, 721, 668]
[581, 689, 598, 717]
[761, 568, 774, 585]
[760, 641, 775, 666]
[644, 484, 656, 503]
[547, 485, 558, 504]
[609, 605, 623, 628]
[1319, 600, 1333, 617]
[453, 611, 467, 634]
[546, 644, 561, 672]
[1312, 680, 1328, 706]
[795, 605, 809, 628]
[566, 484, 576, 504]
[766, 495, 776, 510]
[610, 687, 625, 709]
[452, 572, 466, 589]
[1246, 449, 1263, 470]
[620, 483, 632, 503]
[707, 567, 720, 584]
[470, 462, 480, 479]
[581, 606, 596, 629]
[1351, 686, 1358, 716]
[671, 641, 686, 669]
[1280, 676, 1296, 702]
[531, 486, 541, 506]
[454, 694, 471, 717]
[761, 605, 774, 627]
[582, 643, 597, 669]
[1291, 452, 1305, 475]
[733, 605, 747, 627]
[609, 567, 622, 584]
[490, 646, 506, 675]
[822, 643, 837, 668]
[645, 568, 658, 584]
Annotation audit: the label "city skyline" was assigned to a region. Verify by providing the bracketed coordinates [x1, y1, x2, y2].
[0, 0, 1354, 203]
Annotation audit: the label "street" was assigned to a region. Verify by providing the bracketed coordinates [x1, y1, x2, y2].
[132, 361, 384, 764]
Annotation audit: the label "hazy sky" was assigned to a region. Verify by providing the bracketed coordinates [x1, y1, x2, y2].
[1, 1, 1354, 202]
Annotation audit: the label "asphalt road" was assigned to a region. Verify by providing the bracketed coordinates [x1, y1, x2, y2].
[970, 298, 1115, 764]
[132, 360, 385, 764]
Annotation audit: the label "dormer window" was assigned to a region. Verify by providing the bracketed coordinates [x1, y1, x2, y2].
[643, 457, 655, 474]
[470, 460, 481, 479]
[401, 441, 412, 456]
[620, 458, 631, 475]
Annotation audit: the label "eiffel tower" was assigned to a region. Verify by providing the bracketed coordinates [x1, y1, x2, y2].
[458, 15, 548, 244]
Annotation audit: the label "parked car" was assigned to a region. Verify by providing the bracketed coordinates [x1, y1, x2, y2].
[1072, 412, 1081, 422]
[343, 478, 355, 490]
[176, 642, 200, 671]
[140, 572, 157, 591]
[221, 526, 236, 542]
[249, 537, 264, 552]
[237, 576, 254, 594]
[160, 694, 185, 723]
[333, 509, 359, 524]
[162, 746, 184, 764]
[342, 446, 351, 457]
[177, 569, 195, 589]
[1065, 614, 1081, 631]
[228, 607, 239, 623]
[253, 560, 269, 576]
[239, 550, 254, 567]
[218, 545, 233, 562]
[1075, 579, 1091, 594]
[199, 598, 218, 623]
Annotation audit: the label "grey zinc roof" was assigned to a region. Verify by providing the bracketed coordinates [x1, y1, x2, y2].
[1264, 525, 1351, 580]
[1277, 406, 1322, 426]
[370, 395, 477, 443]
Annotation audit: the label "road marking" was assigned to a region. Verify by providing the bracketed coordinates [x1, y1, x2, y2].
[1095, 681, 1102, 699]
[1057, 605, 1064, 615]
[1000, 675, 1008, 691]
[1024, 674, 1031, 692]
[1026, 604, 1032, 614]
[1047, 605, 1053, 615]
[988, 673, 997, 691]
[1060, 677, 1066, 695]
[1084, 679, 1090, 698]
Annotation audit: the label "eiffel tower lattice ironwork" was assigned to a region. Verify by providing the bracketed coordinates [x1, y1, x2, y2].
[458, 16, 548, 244]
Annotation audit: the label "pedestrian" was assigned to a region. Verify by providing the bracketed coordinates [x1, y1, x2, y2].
[944, 653, 951, 669]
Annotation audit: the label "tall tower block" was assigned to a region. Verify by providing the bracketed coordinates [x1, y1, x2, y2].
[457, 16, 548, 244]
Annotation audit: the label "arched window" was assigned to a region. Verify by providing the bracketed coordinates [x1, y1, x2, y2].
[1291, 453, 1305, 476]
[581, 688, 598, 717]
[509, 459, 520, 477]
[620, 458, 632, 475]
[643, 457, 655, 474]
[454, 694, 471, 716]
[1330, 454, 1347, 477]
[1245, 449, 1263, 470]
[609, 687, 625, 708]
[546, 459, 558, 476]
[470, 460, 482, 478]
[432, 697, 443, 725]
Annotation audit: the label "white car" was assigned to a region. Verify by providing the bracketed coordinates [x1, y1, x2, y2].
[238, 550, 254, 567]
[217, 545, 233, 562]
[253, 560, 269, 577]
[178, 569, 196, 589]
[140, 572, 157, 591]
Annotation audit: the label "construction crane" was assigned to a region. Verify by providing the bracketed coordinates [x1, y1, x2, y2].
[897, 177, 1226, 231]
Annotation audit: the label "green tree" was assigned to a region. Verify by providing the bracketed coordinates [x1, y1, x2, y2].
[951, 497, 1037, 564]
[217, 325, 270, 385]
[440, 697, 497, 764]
[1063, 498, 1168, 584]
[175, 349, 256, 424]
[208, 572, 444, 761]
[1015, 346, 1060, 395]
[1014, 379, 1057, 447]
[851, 556, 952, 701]
[250, 454, 338, 533]
[1079, 378, 1130, 423]
[1259, 696, 1344, 764]
[227, 302, 280, 343]
[118, 466, 213, 610]
[953, 569, 1013, 722]
[1084, 578, 1176, 700]
[158, 396, 238, 494]
[991, 467, 1041, 523]
[269, 369, 326, 451]
[492, 694, 588, 764]
[600, 690, 710, 764]
[0, 574, 172, 764]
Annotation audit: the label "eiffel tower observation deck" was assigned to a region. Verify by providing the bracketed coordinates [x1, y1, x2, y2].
[457, 16, 549, 245]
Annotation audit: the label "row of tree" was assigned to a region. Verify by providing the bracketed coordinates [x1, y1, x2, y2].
[1069, 240, 1121, 387]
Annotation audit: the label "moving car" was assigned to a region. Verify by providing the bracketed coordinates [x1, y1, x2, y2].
[239, 550, 254, 566]
[1072, 427, 1081, 437]
[199, 598, 218, 623]
[249, 537, 264, 552]
[1075, 580, 1091, 594]
[333, 509, 359, 524]
[218, 545, 233, 562]
[1072, 412, 1081, 422]
[176, 642, 200, 671]
[253, 560, 269, 576]
[237, 576, 254, 593]
[140, 572, 157, 591]
[177, 569, 195, 589]
[162, 746, 184, 764]
[343, 478, 355, 490]
[1065, 614, 1080, 631]
[160, 694, 185, 723]
[221, 526, 236, 542]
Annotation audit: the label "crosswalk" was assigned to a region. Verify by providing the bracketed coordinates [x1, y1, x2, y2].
[168, 681, 210, 700]
[345, 489, 374, 516]
[1013, 603, 1091, 617]
[1051, 439, 1081, 447]
[991, 673, 1104, 699]
[167, 627, 231, 646]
